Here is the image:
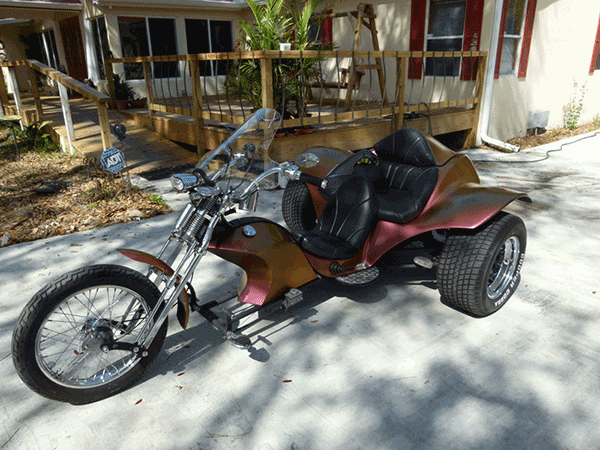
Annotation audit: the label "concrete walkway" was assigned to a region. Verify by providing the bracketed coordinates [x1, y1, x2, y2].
[1, 132, 600, 450]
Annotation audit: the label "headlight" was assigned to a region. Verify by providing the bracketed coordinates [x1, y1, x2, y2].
[170, 174, 199, 192]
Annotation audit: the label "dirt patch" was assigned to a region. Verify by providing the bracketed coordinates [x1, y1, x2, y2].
[1, 129, 170, 247]
[486, 120, 600, 151]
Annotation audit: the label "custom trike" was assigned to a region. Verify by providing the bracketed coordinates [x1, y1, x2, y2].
[13, 108, 530, 404]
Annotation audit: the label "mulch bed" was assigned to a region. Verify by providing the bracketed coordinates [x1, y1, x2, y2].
[1, 137, 170, 246]
[505, 121, 600, 150]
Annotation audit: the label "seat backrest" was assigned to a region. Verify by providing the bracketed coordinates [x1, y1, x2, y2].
[373, 128, 437, 167]
[315, 175, 378, 251]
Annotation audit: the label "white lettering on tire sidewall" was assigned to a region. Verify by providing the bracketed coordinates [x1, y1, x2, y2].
[494, 252, 525, 308]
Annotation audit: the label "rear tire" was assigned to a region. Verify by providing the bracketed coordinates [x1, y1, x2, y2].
[437, 212, 526, 317]
[12, 265, 167, 404]
[282, 180, 317, 235]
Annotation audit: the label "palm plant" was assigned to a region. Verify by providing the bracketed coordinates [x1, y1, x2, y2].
[227, 0, 323, 117]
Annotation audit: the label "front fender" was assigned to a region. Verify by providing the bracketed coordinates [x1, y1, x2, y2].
[117, 249, 189, 330]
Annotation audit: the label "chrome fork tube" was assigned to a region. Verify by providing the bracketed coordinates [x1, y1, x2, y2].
[137, 245, 204, 348]
[136, 197, 231, 349]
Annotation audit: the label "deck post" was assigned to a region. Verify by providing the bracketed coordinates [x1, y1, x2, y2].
[394, 56, 406, 131]
[97, 101, 111, 151]
[105, 61, 115, 108]
[0, 67, 9, 114]
[57, 83, 76, 154]
[465, 52, 487, 148]
[142, 61, 155, 130]
[27, 63, 44, 123]
[261, 53, 274, 109]
[190, 55, 205, 154]
[5, 68, 24, 126]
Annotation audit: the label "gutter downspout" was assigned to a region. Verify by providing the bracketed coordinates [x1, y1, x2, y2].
[479, 0, 521, 152]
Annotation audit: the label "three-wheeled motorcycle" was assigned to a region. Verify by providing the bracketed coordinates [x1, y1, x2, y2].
[12, 108, 530, 404]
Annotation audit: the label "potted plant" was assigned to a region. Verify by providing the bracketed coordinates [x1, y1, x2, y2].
[112, 74, 137, 110]
[129, 95, 147, 109]
[225, 0, 323, 123]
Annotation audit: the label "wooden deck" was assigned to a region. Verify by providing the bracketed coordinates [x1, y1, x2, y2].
[7, 95, 199, 175]
[126, 99, 477, 162]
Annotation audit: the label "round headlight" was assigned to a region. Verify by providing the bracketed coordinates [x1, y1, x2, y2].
[170, 174, 198, 192]
[170, 175, 185, 191]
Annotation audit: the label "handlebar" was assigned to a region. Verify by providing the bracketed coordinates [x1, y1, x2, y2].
[298, 172, 323, 187]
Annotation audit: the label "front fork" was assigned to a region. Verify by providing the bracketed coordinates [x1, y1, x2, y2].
[130, 198, 229, 351]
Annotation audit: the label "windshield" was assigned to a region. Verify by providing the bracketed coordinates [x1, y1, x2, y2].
[196, 108, 281, 190]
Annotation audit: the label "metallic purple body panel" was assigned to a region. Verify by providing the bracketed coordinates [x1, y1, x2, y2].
[208, 221, 318, 305]
[301, 140, 530, 276]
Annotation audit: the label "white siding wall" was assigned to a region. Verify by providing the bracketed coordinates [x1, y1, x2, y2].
[486, 0, 600, 140]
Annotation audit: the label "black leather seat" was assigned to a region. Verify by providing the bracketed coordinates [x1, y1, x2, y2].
[299, 175, 378, 259]
[372, 128, 439, 223]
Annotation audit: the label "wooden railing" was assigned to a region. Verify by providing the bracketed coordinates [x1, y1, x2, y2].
[0, 60, 111, 152]
[106, 50, 487, 151]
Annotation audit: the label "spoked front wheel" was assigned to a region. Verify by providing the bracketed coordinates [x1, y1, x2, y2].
[12, 265, 167, 404]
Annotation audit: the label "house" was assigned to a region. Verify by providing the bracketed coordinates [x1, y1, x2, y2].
[1, 0, 599, 147]
[320, 0, 600, 147]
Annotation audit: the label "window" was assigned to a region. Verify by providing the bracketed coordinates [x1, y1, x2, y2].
[494, 0, 537, 78]
[425, 0, 466, 77]
[185, 19, 233, 76]
[91, 17, 110, 79]
[39, 29, 59, 70]
[149, 18, 179, 78]
[118, 17, 149, 79]
[118, 16, 179, 80]
[498, 0, 526, 76]
[410, 0, 484, 80]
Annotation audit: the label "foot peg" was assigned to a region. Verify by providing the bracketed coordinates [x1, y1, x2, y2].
[336, 266, 380, 285]
[226, 331, 251, 350]
[413, 256, 434, 269]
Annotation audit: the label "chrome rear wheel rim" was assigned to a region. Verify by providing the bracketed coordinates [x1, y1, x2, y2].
[487, 236, 520, 300]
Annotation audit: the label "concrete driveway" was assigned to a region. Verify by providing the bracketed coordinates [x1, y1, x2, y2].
[1, 132, 599, 450]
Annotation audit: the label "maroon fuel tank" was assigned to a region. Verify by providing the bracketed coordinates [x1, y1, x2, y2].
[208, 219, 318, 306]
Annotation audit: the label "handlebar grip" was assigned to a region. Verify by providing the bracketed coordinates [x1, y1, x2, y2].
[299, 172, 323, 187]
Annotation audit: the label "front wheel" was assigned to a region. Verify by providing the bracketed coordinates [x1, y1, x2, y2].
[437, 212, 526, 317]
[12, 265, 167, 404]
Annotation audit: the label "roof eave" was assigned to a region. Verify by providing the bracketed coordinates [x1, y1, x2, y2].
[0, 1, 82, 11]
[93, 0, 249, 11]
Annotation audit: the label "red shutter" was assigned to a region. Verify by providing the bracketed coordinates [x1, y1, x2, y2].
[517, 0, 537, 78]
[461, 0, 485, 81]
[409, 0, 427, 79]
[589, 13, 600, 74]
[494, 0, 510, 79]
[321, 9, 333, 44]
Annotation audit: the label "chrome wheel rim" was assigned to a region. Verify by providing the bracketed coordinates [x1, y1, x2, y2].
[487, 236, 521, 300]
[35, 286, 151, 389]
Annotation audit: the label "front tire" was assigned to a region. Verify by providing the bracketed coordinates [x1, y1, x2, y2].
[437, 212, 526, 317]
[12, 265, 167, 404]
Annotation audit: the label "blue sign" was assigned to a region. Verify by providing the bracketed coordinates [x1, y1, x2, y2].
[101, 147, 126, 174]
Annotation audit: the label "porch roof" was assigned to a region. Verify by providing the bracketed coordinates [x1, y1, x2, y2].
[0, 0, 81, 10]
[93, 0, 249, 11]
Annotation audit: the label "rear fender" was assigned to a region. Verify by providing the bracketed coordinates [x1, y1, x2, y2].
[363, 153, 531, 265]
[117, 249, 189, 330]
